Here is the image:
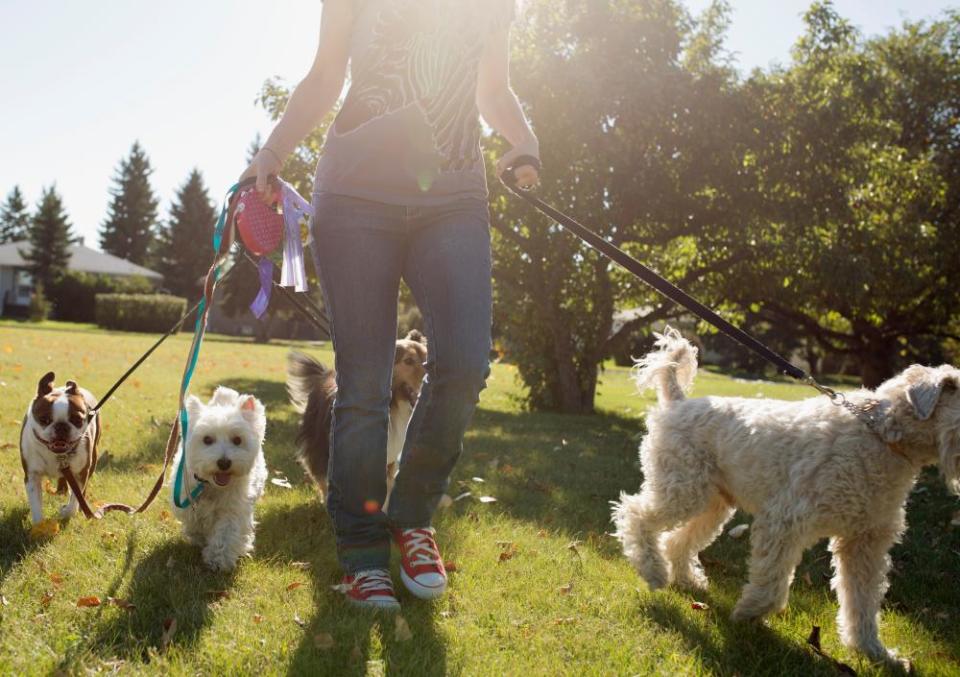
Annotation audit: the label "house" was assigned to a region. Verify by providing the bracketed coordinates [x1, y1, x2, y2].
[0, 240, 162, 317]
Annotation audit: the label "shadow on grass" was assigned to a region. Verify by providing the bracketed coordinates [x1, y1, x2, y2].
[256, 502, 449, 676]
[83, 539, 238, 662]
[0, 505, 40, 588]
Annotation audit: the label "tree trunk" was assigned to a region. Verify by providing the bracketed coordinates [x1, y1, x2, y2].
[859, 337, 896, 389]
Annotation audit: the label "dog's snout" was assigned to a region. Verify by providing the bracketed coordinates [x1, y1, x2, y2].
[53, 422, 71, 439]
[217, 458, 232, 471]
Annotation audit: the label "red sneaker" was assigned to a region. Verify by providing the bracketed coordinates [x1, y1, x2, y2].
[335, 569, 400, 611]
[394, 527, 447, 600]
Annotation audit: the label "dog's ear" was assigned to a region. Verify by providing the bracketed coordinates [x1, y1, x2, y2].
[38, 372, 55, 397]
[405, 329, 426, 345]
[904, 365, 952, 421]
[238, 395, 266, 435]
[210, 386, 239, 406]
[185, 394, 204, 423]
[65, 380, 79, 396]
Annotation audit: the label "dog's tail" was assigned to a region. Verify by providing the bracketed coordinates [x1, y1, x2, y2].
[632, 327, 699, 404]
[286, 352, 336, 495]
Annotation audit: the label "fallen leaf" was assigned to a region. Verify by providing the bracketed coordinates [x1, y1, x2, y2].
[43, 479, 58, 495]
[537, 529, 547, 538]
[314, 633, 335, 650]
[253, 614, 264, 624]
[444, 561, 458, 573]
[30, 519, 60, 540]
[558, 583, 573, 595]
[553, 617, 576, 625]
[160, 618, 177, 654]
[727, 524, 749, 539]
[293, 612, 306, 628]
[0, 442, 14, 450]
[108, 597, 136, 611]
[471, 477, 485, 483]
[158, 510, 171, 522]
[0, 595, 7, 606]
[690, 601, 709, 611]
[453, 491, 472, 502]
[478, 496, 497, 504]
[49, 573, 64, 586]
[290, 561, 311, 570]
[498, 551, 513, 562]
[271, 477, 293, 489]
[287, 581, 303, 592]
[77, 596, 102, 608]
[40, 591, 54, 607]
[394, 616, 413, 642]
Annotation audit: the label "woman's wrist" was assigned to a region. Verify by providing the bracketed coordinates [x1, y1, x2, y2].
[261, 145, 284, 164]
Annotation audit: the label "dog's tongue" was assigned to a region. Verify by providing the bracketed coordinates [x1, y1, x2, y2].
[213, 472, 232, 487]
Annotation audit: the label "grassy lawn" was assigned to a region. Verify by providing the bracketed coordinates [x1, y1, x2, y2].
[1, 320, 958, 676]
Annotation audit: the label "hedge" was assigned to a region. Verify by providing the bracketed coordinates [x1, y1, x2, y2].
[51, 272, 155, 323]
[95, 294, 188, 333]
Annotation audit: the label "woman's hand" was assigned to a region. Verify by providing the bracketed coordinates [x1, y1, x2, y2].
[497, 140, 540, 190]
[239, 147, 283, 203]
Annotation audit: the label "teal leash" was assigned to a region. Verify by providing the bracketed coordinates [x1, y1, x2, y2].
[172, 182, 240, 509]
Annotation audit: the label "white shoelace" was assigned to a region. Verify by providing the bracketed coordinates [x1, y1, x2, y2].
[402, 528, 442, 567]
[355, 569, 394, 595]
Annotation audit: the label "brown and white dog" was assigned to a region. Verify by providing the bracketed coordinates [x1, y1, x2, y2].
[19, 372, 101, 524]
[286, 330, 428, 504]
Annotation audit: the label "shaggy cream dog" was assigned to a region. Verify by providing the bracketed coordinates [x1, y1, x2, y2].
[171, 387, 267, 572]
[612, 328, 960, 665]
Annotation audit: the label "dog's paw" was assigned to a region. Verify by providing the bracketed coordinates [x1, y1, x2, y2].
[29, 518, 61, 541]
[202, 547, 238, 573]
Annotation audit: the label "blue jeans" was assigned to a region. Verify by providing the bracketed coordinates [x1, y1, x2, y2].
[310, 192, 492, 573]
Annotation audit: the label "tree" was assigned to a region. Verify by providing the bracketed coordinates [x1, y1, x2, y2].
[724, 4, 960, 387]
[0, 186, 30, 243]
[490, 0, 749, 412]
[21, 186, 75, 293]
[99, 141, 159, 265]
[154, 169, 217, 299]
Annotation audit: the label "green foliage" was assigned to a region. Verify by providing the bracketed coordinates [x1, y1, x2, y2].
[0, 185, 30, 243]
[20, 185, 75, 292]
[99, 141, 159, 266]
[153, 169, 217, 299]
[49, 271, 154, 323]
[94, 293, 187, 333]
[724, 4, 960, 386]
[27, 281, 50, 322]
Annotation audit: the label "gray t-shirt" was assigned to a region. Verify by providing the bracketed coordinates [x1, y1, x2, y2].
[314, 0, 513, 205]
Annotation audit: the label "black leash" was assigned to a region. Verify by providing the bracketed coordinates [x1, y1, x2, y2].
[90, 261, 240, 417]
[500, 156, 809, 382]
[237, 250, 331, 336]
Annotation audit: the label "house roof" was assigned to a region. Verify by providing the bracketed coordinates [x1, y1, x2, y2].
[0, 240, 163, 280]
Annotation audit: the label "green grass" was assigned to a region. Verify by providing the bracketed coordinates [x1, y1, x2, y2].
[0, 320, 957, 676]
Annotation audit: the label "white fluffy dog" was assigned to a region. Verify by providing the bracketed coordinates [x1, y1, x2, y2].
[171, 387, 267, 572]
[612, 328, 960, 665]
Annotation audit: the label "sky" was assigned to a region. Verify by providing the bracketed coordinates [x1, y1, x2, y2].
[1, 0, 955, 251]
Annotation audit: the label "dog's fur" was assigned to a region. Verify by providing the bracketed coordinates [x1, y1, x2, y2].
[612, 328, 960, 665]
[19, 372, 101, 524]
[171, 387, 267, 571]
[286, 330, 427, 504]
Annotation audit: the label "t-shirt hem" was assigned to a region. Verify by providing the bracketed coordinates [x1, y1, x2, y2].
[311, 181, 489, 208]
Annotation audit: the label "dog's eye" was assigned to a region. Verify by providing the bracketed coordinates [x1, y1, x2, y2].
[202, 435, 215, 445]
[70, 416, 83, 428]
[231, 436, 242, 446]
[38, 416, 51, 426]
[404, 358, 416, 366]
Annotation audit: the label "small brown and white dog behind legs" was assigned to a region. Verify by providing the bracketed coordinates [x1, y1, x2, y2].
[286, 330, 427, 505]
[19, 372, 101, 524]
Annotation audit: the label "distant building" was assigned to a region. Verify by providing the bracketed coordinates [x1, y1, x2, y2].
[0, 240, 162, 317]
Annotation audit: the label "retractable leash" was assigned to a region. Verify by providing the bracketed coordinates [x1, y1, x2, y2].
[499, 156, 867, 415]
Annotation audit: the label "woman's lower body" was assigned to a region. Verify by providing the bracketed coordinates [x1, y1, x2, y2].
[310, 192, 492, 579]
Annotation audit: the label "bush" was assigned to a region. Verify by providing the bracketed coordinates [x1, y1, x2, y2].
[50, 272, 155, 323]
[28, 283, 51, 322]
[95, 294, 188, 333]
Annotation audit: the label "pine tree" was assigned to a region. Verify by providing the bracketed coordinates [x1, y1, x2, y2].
[21, 186, 75, 292]
[99, 141, 159, 265]
[0, 186, 30, 243]
[154, 169, 216, 299]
